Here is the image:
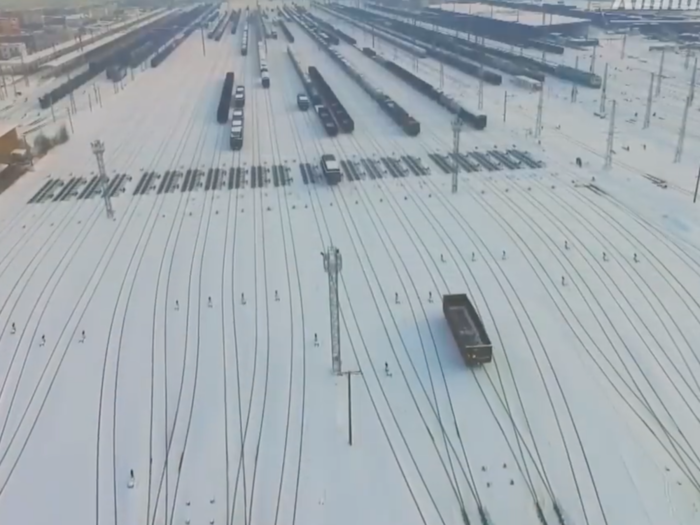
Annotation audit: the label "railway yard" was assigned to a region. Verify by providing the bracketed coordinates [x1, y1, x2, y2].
[1, 0, 700, 524]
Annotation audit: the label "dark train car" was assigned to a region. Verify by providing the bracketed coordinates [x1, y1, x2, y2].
[443, 294, 492, 365]
[321, 154, 342, 184]
[217, 72, 235, 123]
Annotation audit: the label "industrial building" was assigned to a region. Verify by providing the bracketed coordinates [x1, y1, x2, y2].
[0, 124, 25, 164]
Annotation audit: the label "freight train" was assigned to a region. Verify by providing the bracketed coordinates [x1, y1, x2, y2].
[279, 20, 294, 42]
[287, 46, 337, 136]
[217, 72, 235, 123]
[308, 66, 354, 133]
[298, 7, 357, 44]
[330, 4, 601, 88]
[258, 41, 270, 88]
[366, 50, 487, 130]
[241, 22, 249, 55]
[290, 9, 419, 135]
[39, 5, 211, 109]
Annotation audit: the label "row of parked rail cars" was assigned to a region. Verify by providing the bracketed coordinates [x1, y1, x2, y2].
[230, 104, 245, 150]
[287, 6, 340, 46]
[151, 7, 212, 68]
[259, 13, 277, 39]
[278, 20, 294, 42]
[230, 9, 241, 34]
[242, 22, 249, 55]
[258, 41, 270, 88]
[287, 46, 338, 136]
[292, 13, 420, 136]
[308, 66, 354, 132]
[326, 3, 601, 88]
[132, 6, 212, 70]
[365, 1, 561, 55]
[217, 72, 235, 124]
[361, 47, 487, 130]
[234, 85, 246, 109]
[296, 7, 357, 44]
[38, 5, 210, 109]
[315, 5, 426, 58]
[208, 10, 230, 40]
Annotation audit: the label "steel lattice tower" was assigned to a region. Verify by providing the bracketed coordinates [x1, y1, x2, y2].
[451, 117, 462, 194]
[323, 247, 342, 375]
[91, 140, 114, 219]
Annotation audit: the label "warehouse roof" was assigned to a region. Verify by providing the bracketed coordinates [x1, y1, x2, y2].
[428, 2, 587, 26]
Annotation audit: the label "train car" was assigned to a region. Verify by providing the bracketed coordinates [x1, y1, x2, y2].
[321, 154, 342, 184]
[511, 75, 542, 92]
[443, 294, 492, 365]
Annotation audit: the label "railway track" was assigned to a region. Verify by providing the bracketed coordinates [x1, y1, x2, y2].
[148, 38, 235, 525]
[0, 52, 195, 507]
[304, 35, 608, 520]
[262, 77, 305, 525]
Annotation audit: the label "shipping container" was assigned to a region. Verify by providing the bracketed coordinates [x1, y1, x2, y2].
[443, 294, 493, 365]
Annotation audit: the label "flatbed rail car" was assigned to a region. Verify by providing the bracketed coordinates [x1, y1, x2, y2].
[443, 294, 492, 365]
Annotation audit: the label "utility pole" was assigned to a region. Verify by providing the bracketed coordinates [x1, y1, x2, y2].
[643, 72, 654, 129]
[478, 65, 484, 110]
[201, 24, 207, 56]
[342, 370, 362, 445]
[451, 116, 462, 194]
[20, 53, 29, 87]
[690, 57, 697, 106]
[322, 247, 342, 375]
[589, 45, 597, 73]
[503, 91, 508, 122]
[439, 61, 444, 90]
[674, 94, 690, 163]
[604, 100, 616, 169]
[599, 62, 608, 114]
[91, 140, 115, 219]
[620, 33, 627, 59]
[685, 48, 691, 70]
[571, 56, 579, 102]
[694, 165, 700, 204]
[67, 108, 74, 134]
[535, 80, 544, 138]
[656, 48, 665, 97]
[0, 66, 7, 99]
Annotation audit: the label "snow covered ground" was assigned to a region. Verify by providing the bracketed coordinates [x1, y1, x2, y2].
[0, 2, 699, 524]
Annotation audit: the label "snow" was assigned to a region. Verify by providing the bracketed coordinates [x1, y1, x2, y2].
[0, 1, 699, 524]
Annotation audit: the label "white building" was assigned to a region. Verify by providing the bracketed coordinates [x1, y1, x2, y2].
[0, 42, 26, 60]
